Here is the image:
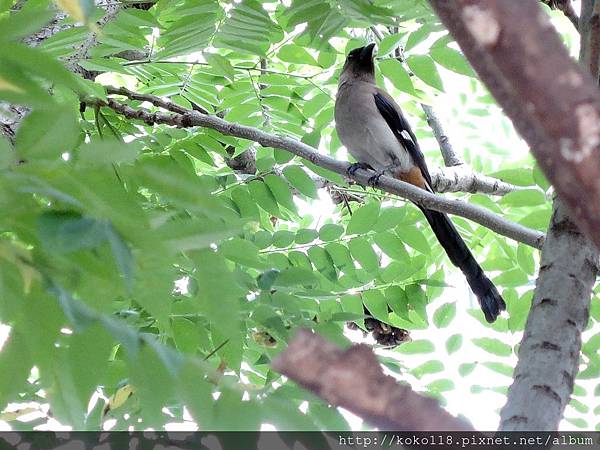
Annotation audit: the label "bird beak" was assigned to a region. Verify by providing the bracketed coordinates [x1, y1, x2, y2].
[359, 43, 377, 62]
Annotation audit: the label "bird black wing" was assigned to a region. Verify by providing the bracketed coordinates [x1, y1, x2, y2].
[373, 92, 432, 188]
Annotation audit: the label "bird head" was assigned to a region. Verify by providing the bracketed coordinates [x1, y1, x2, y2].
[340, 43, 377, 84]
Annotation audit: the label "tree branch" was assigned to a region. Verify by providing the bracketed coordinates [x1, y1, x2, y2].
[421, 104, 464, 167]
[83, 92, 545, 249]
[107, 85, 520, 197]
[428, 0, 600, 257]
[499, 198, 599, 430]
[500, 0, 600, 431]
[430, 165, 522, 195]
[272, 329, 474, 431]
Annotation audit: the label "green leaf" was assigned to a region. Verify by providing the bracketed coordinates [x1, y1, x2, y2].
[396, 339, 435, 354]
[445, 334, 463, 354]
[0, 4, 54, 42]
[405, 23, 436, 51]
[307, 246, 337, 281]
[373, 231, 409, 261]
[0, 134, 14, 169]
[363, 289, 388, 322]
[459, 363, 476, 376]
[378, 33, 403, 56]
[407, 55, 444, 91]
[273, 267, 319, 287]
[374, 207, 405, 231]
[500, 189, 547, 207]
[283, 165, 318, 199]
[0, 43, 83, 94]
[128, 343, 176, 426]
[0, 330, 32, 409]
[295, 228, 318, 244]
[396, 226, 430, 255]
[385, 286, 409, 319]
[430, 46, 475, 77]
[77, 140, 139, 167]
[272, 230, 295, 248]
[426, 378, 455, 393]
[346, 202, 380, 235]
[220, 237, 265, 268]
[264, 174, 297, 214]
[411, 360, 444, 378]
[379, 59, 416, 96]
[16, 106, 80, 161]
[214, 0, 281, 56]
[533, 164, 550, 190]
[278, 44, 319, 66]
[38, 211, 108, 254]
[493, 268, 528, 288]
[348, 237, 379, 272]
[67, 323, 114, 419]
[319, 223, 344, 241]
[248, 180, 281, 217]
[490, 168, 534, 186]
[193, 250, 243, 371]
[433, 302, 456, 328]
[204, 52, 235, 83]
[156, 2, 220, 58]
[472, 337, 512, 357]
[516, 244, 535, 275]
[481, 361, 513, 377]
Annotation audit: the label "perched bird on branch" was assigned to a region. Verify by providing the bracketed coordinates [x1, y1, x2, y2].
[334, 43, 505, 322]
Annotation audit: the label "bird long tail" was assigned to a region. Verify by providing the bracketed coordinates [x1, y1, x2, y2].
[419, 207, 506, 322]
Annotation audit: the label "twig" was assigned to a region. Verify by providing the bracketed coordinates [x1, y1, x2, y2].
[84, 92, 545, 249]
[272, 329, 474, 431]
[421, 104, 463, 167]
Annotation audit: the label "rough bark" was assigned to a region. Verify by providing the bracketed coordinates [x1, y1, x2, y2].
[499, 199, 598, 430]
[85, 93, 545, 249]
[272, 329, 474, 431]
[429, 0, 600, 252]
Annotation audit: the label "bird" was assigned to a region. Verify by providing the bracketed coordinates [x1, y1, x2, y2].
[334, 43, 506, 323]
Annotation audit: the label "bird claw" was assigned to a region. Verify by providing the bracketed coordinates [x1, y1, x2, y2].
[346, 162, 372, 176]
[367, 171, 385, 187]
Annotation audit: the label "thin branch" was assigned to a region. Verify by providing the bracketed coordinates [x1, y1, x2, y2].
[430, 165, 522, 195]
[83, 92, 545, 249]
[65, 4, 122, 79]
[107, 85, 517, 194]
[421, 104, 463, 167]
[272, 329, 474, 431]
[105, 85, 198, 114]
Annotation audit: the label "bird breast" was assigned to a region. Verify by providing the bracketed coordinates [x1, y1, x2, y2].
[335, 84, 413, 172]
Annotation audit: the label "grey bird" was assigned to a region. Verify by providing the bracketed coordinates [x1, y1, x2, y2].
[334, 43, 506, 323]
